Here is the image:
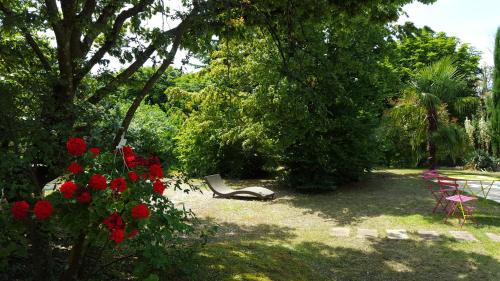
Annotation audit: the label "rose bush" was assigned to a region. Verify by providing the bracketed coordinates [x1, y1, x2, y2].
[1, 137, 203, 280]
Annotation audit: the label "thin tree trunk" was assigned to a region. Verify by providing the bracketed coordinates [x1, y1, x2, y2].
[111, 26, 184, 148]
[60, 233, 87, 281]
[427, 107, 438, 170]
[29, 219, 54, 281]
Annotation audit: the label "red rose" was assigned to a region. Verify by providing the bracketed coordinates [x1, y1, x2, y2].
[128, 171, 139, 182]
[89, 147, 100, 156]
[110, 177, 127, 193]
[110, 228, 125, 244]
[77, 191, 92, 204]
[152, 179, 165, 195]
[11, 201, 30, 220]
[67, 162, 83, 174]
[148, 156, 161, 166]
[128, 229, 139, 238]
[103, 212, 124, 231]
[33, 200, 53, 220]
[89, 174, 107, 190]
[66, 137, 86, 156]
[131, 204, 149, 219]
[122, 146, 137, 168]
[136, 156, 148, 167]
[60, 181, 78, 199]
[149, 164, 163, 180]
[141, 173, 148, 180]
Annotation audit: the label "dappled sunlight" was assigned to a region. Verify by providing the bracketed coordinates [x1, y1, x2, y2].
[163, 169, 500, 279]
[186, 236, 500, 280]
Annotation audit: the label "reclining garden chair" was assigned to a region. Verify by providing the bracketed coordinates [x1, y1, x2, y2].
[204, 174, 275, 200]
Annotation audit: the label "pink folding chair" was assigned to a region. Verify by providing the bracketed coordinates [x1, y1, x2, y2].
[438, 177, 478, 227]
[422, 170, 454, 213]
[422, 169, 439, 181]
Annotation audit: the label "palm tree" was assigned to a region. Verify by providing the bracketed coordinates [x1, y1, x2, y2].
[401, 58, 468, 169]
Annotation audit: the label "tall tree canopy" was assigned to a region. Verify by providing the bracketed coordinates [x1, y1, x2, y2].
[393, 22, 481, 94]
[0, 0, 438, 277]
[491, 27, 500, 156]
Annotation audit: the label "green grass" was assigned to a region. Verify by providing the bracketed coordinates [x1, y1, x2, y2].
[165, 169, 500, 281]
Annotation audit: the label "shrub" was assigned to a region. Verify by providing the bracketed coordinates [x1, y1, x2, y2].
[1, 137, 201, 280]
[466, 150, 499, 171]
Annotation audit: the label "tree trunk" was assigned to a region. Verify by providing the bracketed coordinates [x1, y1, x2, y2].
[29, 219, 54, 281]
[30, 83, 77, 280]
[60, 233, 87, 281]
[426, 107, 438, 170]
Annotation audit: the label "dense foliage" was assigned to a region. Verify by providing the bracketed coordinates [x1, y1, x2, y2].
[1, 138, 202, 280]
[382, 58, 470, 168]
[393, 23, 481, 92]
[491, 27, 500, 157]
[168, 8, 402, 189]
[10, 0, 500, 279]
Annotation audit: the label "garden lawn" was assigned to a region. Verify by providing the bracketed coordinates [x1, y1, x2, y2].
[165, 169, 500, 281]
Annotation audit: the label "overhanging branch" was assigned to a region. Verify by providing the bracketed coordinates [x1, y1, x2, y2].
[80, 0, 121, 56]
[85, 25, 183, 104]
[78, 0, 153, 78]
[0, 3, 52, 71]
[111, 27, 184, 148]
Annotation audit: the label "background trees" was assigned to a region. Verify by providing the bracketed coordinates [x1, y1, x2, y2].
[491, 27, 500, 157]
[3, 0, 443, 279]
[385, 58, 469, 169]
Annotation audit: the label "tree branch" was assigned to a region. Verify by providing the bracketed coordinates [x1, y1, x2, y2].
[85, 23, 185, 104]
[78, 0, 154, 78]
[0, 3, 52, 71]
[80, 0, 121, 56]
[84, 42, 156, 104]
[44, 0, 62, 35]
[78, 0, 97, 21]
[60, 0, 77, 23]
[111, 29, 183, 147]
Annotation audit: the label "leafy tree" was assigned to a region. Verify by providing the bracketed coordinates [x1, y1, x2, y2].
[491, 27, 500, 156]
[394, 22, 481, 98]
[174, 4, 413, 187]
[389, 58, 469, 169]
[0, 0, 437, 278]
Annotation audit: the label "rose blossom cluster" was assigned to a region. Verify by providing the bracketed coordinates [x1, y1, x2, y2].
[10, 137, 165, 244]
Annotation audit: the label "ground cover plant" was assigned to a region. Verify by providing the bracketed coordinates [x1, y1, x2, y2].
[2, 0, 500, 280]
[164, 169, 500, 281]
[1, 137, 200, 280]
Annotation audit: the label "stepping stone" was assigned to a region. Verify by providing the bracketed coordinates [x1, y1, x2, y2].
[449, 231, 478, 242]
[357, 228, 378, 239]
[485, 233, 500, 242]
[417, 230, 441, 241]
[386, 229, 409, 240]
[330, 227, 350, 237]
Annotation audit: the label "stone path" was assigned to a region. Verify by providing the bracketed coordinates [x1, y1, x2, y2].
[328, 227, 500, 243]
[357, 228, 378, 239]
[387, 229, 409, 240]
[485, 232, 500, 242]
[449, 231, 478, 241]
[417, 230, 441, 241]
[330, 227, 350, 237]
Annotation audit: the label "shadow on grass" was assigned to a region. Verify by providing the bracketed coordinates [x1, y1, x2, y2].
[180, 221, 500, 281]
[274, 171, 500, 227]
[199, 217, 298, 242]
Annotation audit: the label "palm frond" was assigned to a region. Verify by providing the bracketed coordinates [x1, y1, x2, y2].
[412, 57, 467, 104]
[454, 96, 480, 117]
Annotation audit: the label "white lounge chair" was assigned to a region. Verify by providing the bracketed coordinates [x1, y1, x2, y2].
[204, 174, 275, 200]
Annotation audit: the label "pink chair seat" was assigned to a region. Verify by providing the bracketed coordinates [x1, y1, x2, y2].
[445, 194, 477, 203]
